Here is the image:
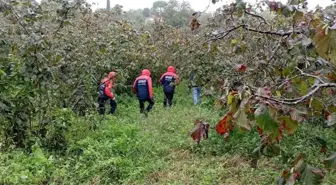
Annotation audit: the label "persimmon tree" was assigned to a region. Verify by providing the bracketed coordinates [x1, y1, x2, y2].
[187, 0, 336, 184]
[0, 0, 181, 150]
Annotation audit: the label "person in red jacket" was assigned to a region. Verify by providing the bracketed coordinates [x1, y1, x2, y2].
[98, 71, 117, 115]
[159, 66, 179, 107]
[133, 69, 155, 115]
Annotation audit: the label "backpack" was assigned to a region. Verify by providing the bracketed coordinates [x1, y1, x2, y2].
[98, 80, 108, 97]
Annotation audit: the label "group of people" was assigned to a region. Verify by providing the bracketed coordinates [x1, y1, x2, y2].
[98, 66, 190, 116]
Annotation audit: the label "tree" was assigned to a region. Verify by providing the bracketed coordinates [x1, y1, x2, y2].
[111, 4, 123, 15]
[152, 0, 168, 16]
[157, 0, 194, 28]
[124, 9, 146, 27]
[142, 7, 151, 17]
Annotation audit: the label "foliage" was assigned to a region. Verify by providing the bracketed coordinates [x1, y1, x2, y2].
[1, 85, 335, 184]
[1, 0, 336, 184]
[205, 0, 336, 167]
[189, 119, 210, 144]
[278, 154, 325, 185]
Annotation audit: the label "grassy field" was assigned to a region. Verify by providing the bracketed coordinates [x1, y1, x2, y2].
[1, 84, 336, 185]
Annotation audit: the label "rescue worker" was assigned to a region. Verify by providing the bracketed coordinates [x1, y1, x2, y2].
[133, 69, 155, 115]
[98, 71, 117, 115]
[159, 66, 179, 107]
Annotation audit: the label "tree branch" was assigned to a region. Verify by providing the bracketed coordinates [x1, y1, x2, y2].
[254, 86, 320, 105]
[244, 11, 269, 25]
[208, 25, 244, 41]
[295, 67, 327, 83]
[243, 26, 302, 36]
[11, 9, 32, 37]
[209, 24, 303, 41]
[255, 81, 336, 105]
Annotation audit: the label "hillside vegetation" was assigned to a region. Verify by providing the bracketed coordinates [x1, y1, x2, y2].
[1, 84, 335, 185]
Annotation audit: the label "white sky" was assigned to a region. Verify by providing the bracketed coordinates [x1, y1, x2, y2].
[83, 0, 333, 11]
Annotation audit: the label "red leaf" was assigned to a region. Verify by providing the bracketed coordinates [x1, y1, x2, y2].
[249, 108, 254, 114]
[189, 120, 210, 144]
[324, 110, 330, 120]
[257, 126, 263, 134]
[235, 64, 246, 72]
[216, 112, 234, 136]
[321, 147, 326, 154]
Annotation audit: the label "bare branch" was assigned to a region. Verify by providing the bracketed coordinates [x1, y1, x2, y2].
[254, 86, 320, 105]
[256, 81, 336, 105]
[209, 24, 303, 42]
[11, 9, 32, 38]
[243, 26, 302, 36]
[244, 11, 269, 25]
[295, 67, 327, 83]
[274, 74, 303, 90]
[208, 25, 244, 41]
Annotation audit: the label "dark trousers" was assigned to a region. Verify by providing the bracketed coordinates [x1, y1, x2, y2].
[139, 98, 154, 113]
[163, 91, 174, 107]
[98, 96, 117, 114]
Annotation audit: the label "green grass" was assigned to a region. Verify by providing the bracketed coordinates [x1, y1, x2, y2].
[0, 84, 336, 185]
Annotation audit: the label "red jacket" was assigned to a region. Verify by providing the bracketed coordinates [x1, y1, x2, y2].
[100, 72, 115, 99]
[159, 66, 179, 93]
[159, 66, 179, 84]
[133, 69, 153, 99]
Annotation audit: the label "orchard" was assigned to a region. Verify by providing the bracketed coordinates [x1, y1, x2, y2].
[0, 0, 335, 184]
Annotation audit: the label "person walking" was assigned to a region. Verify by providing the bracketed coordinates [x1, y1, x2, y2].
[159, 66, 179, 107]
[133, 69, 155, 116]
[98, 71, 117, 114]
[189, 71, 201, 105]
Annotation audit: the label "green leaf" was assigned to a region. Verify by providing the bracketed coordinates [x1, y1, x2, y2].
[231, 39, 237, 45]
[299, 165, 325, 185]
[293, 10, 304, 23]
[0, 69, 6, 76]
[262, 144, 281, 157]
[324, 152, 336, 170]
[63, 20, 71, 26]
[3, 9, 12, 17]
[310, 98, 324, 115]
[289, 0, 300, 5]
[293, 155, 306, 173]
[227, 93, 234, 106]
[55, 55, 62, 63]
[289, 46, 301, 56]
[298, 81, 309, 95]
[252, 146, 262, 158]
[234, 109, 251, 131]
[312, 26, 331, 61]
[278, 116, 299, 135]
[255, 105, 281, 142]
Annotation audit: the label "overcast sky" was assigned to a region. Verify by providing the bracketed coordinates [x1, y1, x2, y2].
[82, 0, 333, 11]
